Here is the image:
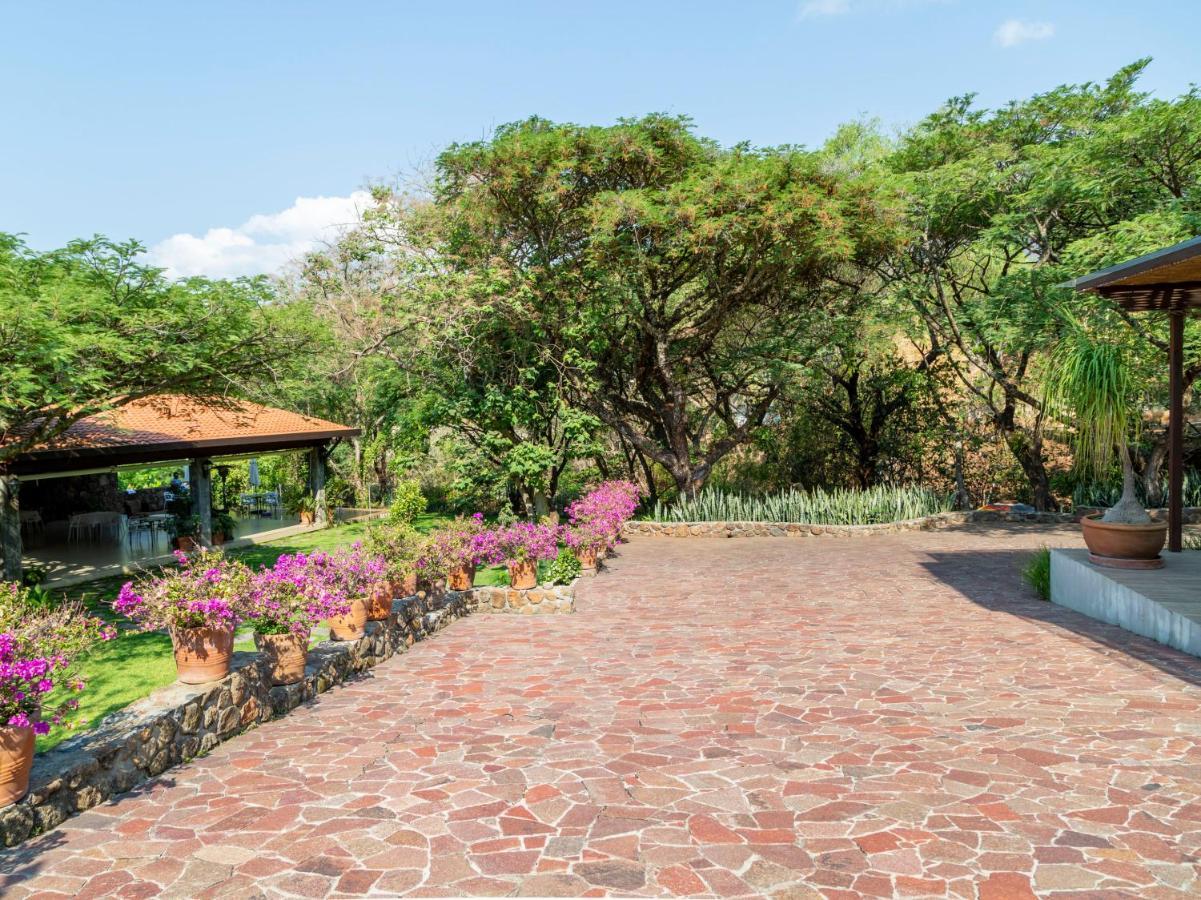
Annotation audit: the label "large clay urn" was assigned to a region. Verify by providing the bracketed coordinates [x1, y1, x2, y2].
[255, 631, 308, 685]
[1081, 514, 1168, 569]
[399, 573, 418, 596]
[448, 565, 475, 591]
[508, 559, 537, 590]
[0, 725, 34, 808]
[327, 597, 368, 641]
[574, 548, 598, 571]
[366, 581, 394, 621]
[171, 625, 235, 684]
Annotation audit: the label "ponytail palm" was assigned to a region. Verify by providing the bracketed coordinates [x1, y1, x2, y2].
[1045, 330, 1150, 525]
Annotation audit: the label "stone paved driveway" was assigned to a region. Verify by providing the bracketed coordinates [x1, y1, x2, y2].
[5, 526, 1201, 898]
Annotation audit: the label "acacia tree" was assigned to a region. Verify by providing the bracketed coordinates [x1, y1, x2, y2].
[0, 234, 313, 578]
[434, 115, 894, 497]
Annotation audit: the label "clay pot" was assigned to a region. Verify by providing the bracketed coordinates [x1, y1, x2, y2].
[172, 536, 199, 552]
[327, 597, 368, 641]
[399, 573, 418, 596]
[298, 511, 315, 525]
[212, 532, 226, 546]
[574, 548, 598, 571]
[0, 725, 34, 808]
[366, 581, 394, 621]
[448, 565, 476, 591]
[1081, 514, 1168, 569]
[508, 559, 538, 590]
[255, 631, 309, 685]
[171, 625, 235, 684]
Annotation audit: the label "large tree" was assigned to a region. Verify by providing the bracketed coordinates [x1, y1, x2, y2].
[434, 115, 895, 497]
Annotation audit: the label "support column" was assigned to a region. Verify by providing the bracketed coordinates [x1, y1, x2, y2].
[309, 446, 328, 526]
[0, 473, 21, 582]
[191, 457, 213, 547]
[1168, 310, 1184, 553]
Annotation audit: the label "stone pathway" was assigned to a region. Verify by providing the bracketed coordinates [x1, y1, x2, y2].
[5, 526, 1201, 898]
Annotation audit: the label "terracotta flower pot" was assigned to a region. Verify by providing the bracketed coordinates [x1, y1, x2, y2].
[172, 536, 199, 552]
[366, 581, 394, 621]
[1081, 514, 1168, 569]
[255, 631, 309, 685]
[508, 559, 537, 590]
[0, 725, 34, 808]
[327, 597, 368, 641]
[399, 573, 418, 596]
[171, 625, 235, 684]
[574, 548, 598, 570]
[448, 565, 476, 591]
[298, 511, 315, 525]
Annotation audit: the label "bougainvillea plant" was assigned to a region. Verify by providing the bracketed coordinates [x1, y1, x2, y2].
[244, 554, 352, 637]
[364, 521, 426, 581]
[492, 522, 561, 564]
[422, 514, 502, 575]
[320, 545, 387, 600]
[565, 480, 641, 548]
[0, 583, 116, 734]
[115, 549, 252, 632]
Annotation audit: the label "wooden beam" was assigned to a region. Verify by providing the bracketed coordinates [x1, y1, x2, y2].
[1169, 311, 1185, 552]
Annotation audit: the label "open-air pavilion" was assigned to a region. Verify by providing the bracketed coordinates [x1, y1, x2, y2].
[0, 395, 358, 586]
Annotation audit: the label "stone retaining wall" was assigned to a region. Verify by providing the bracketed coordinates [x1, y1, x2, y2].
[623, 509, 1080, 539]
[0, 590, 466, 847]
[466, 582, 576, 614]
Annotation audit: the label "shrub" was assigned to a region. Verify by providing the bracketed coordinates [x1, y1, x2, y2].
[365, 521, 426, 581]
[388, 480, 427, 524]
[546, 549, 581, 586]
[0, 583, 116, 734]
[244, 557, 351, 636]
[1022, 547, 1051, 601]
[652, 485, 951, 525]
[115, 549, 253, 631]
[420, 514, 501, 576]
[566, 480, 641, 549]
[492, 522, 561, 565]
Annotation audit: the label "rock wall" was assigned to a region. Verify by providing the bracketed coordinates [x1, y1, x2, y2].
[466, 582, 576, 614]
[0, 590, 467, 848]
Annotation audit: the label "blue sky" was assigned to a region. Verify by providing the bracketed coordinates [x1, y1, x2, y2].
[4, 1, 1199, 276]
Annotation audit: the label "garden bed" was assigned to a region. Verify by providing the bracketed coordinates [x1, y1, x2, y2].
[624, 509, 1079, 538]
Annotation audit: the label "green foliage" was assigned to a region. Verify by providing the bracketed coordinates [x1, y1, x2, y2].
[546, 548, 582, 586]
[653, 485, 951, 525]
[388, 479, 428, 523]
[1022, 547, 1052, 601]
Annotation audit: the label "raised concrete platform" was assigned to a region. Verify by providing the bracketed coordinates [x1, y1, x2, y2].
[1051, 547, 1201, 657]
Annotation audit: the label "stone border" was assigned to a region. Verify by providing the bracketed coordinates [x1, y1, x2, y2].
[0, 576, 580, 848]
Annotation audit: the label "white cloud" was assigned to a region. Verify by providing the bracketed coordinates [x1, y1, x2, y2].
[147, 191, 373, 279]
[993, 18, 1055, 47]
[798, 0, 850, 17]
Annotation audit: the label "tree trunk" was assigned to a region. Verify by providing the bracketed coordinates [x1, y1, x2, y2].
[1004, 430, 1053, 511]
[1142, 429, 1169, 507]
[1102, 443, 1153, 524]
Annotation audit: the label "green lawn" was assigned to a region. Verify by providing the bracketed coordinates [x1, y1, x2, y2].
[39, 514, 517, 752]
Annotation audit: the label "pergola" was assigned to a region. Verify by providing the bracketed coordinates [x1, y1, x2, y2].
[1068, 234, 1201, 553]
[0, 395, 358, 580]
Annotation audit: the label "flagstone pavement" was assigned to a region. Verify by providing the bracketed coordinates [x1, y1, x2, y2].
[5, 525, 1201, 898]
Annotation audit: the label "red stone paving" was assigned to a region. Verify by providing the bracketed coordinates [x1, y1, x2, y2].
[5, 525, 1201, 898]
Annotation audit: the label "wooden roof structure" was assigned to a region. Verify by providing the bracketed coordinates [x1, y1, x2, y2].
[1070, 235, 1201, 552]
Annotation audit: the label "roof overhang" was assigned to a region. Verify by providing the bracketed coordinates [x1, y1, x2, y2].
[1063, 235, 1201, 312]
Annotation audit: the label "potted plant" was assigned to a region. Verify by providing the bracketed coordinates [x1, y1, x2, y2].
[493, 522, 561, 589]
[425, 514, 499, 591]
[211, 510, 237, 545]
[364, 521, 424, 611]
[1047, 330, 1166, 568]
[304, 546, 383, 640]
[0, 584, 115, 806]
[244, 557, 348, 685]
[169, 513, 201, 551]
[564, 520, 609, 571]
[291, 495, 316, 526]
[565, 480, 641, 559]
[116, 549, 251, 683]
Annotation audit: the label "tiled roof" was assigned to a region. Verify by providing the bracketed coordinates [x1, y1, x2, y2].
[18, 395, 357, 457]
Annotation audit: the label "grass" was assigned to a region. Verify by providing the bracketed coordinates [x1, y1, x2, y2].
[38, 513, 483, 752]
[652, 485, 952, 525]
[1022, 546, 1051, 601]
